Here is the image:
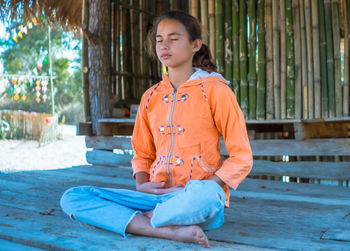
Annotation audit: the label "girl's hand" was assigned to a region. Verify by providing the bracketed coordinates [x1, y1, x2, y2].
[136, 181, 184, 194]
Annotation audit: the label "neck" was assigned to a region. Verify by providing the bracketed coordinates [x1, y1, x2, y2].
[167, 65, 194, 89]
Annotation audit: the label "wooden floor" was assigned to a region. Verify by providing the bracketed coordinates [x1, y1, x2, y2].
[1, 164, 349, 251]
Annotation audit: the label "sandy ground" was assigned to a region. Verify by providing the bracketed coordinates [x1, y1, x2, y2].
[0, 125, 89, 173]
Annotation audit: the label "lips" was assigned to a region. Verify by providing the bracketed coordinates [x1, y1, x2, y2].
[161, 54, 171, 60]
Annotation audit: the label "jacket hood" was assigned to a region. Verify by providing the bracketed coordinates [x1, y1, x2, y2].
[161, 68, 230, 88]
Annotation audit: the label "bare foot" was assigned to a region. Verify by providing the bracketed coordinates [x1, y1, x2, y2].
[173, 225, 210, 248]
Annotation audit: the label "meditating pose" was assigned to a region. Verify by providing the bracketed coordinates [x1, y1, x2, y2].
[60, 11, 252, 248]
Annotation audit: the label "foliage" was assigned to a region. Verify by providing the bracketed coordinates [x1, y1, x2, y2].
[0, 20, 82, 114]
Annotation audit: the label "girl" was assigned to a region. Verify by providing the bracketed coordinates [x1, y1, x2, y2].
[60, 11, 252, 248]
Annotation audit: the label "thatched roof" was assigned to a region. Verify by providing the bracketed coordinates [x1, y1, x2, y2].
[0, 0, 82, 29]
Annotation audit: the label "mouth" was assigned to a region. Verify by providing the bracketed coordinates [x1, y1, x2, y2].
[160, 54, 171, 60]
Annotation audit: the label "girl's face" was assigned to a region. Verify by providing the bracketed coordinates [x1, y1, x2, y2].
[155, 18, 201, 70]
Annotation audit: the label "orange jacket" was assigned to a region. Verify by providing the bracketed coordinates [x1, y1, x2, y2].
[131, 73, 253, 207]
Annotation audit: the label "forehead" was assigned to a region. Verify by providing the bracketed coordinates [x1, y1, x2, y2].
[156, 19, 188, 36]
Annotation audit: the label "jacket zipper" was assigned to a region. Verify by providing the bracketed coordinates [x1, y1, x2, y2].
[166, 87, 177, 187]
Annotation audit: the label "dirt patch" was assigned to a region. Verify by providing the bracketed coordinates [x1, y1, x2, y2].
[0, 125, 89, 173]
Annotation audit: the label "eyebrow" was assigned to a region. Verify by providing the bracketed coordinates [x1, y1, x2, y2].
[156, 32, 182, 37]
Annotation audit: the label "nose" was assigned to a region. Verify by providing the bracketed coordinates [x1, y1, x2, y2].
[160, 40, 169, 50]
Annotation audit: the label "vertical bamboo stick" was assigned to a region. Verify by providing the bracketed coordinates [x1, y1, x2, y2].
[331, 0, 342, 117]
[343, 0, 349, 116]
[201, 0, 209, 46]
[318, 0, 328, 118]
[257, 0, 266, 120]
[311, 0, 321, 118]
[232, 0, 240, 96]
[286, 0, 294, 119]
[215, 0, 224, 73]
[272, 0, 281, 119]
[280, 0, 287, 119]
[293, 0, 301, 120]
[324, 0, 335, 117]
[299, 0, 308, 119]
[82, 0, 91, 121]
[266, 0, 274, 119]
[240, 0, 248, 117]
[224, 0, 233, 82]
[191, 0, 199, 19]
[305, 0, 314, 119]
[140, 0, 146, 93]
[248, 0, 257, 119]
[209, 0, 216, 59]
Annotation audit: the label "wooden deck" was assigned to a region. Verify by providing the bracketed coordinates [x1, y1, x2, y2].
[1, 163, 349, 250]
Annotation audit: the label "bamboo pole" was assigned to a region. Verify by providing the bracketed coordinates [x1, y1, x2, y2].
[140, 0, 146, 94]
[331, 0, 342, 117]
[272, 0, 280, 119]
[299, 0, 308, 119]
[240, 0, 248, 117]
[248, 0, 257, 119]
[343, 0, 349, 116]
[318, 0, 328, 118]
[280, 0, 287, 119]
[215, 0, 224, 73]
[209, 0, 215, 59]
[305, 0, 314, 119]
[265, 0, 274, 119]
[257, 0, 266, 120]
[324, 0, 335, 117]
[201, 0, 209, 46]
[311, 0, 321, 118]
[232, 0, 240, 96]
[224, 0, 233, 82]
[292, 0, 301, 120]
[191, 0, 199, 20]
[286, 0, 294, 119]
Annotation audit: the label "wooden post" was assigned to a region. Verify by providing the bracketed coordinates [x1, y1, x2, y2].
[257, 0, 266, 120]
[248, 0, 257, 119]
[299, 0, 308, 119]
[286, 0, 294, 119]
[324, 0, 335, 118]
[232, 0, 240, 96]
[272, 0, 281, 119]
[265, 0, 274, 119]
[331, 0, 342, 117]
[318, 0, 328, 118]
[215, 0, 224, 73]
[224, 0, 233, 83]
[344, 0, 349, 116]
[280, 0, 287, 119]
[239, 0, 248, 117]
[88, 0, 112, 135]
[311, 0, 321, 118]
[305, 0, 314, 119]
[209, 0, 216, 59]
[293, 0, 301, 120]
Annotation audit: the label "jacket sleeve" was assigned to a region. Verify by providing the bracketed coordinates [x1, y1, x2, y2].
[211, 84, 253, 190]
[131, 93, 156, 178]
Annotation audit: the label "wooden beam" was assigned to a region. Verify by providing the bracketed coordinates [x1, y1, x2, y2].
[86, 136, 350, 157]
[294, 121, 350, 140]
[76, 122, 93, 136]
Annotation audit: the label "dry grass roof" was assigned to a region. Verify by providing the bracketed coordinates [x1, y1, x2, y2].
[0, 0, 82, 29]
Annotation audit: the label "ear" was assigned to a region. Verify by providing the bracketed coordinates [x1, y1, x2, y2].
[192, 38, 202, 53]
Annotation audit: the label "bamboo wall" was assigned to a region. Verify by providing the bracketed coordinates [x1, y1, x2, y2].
[111, 0, 349, 120]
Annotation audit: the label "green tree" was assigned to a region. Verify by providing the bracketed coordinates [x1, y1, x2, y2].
[0, 20, 81, 114]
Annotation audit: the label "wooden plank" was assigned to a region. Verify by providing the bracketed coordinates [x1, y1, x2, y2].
[0, 239, 43, 251]
[76, 122, 92, 136]
[86, 150, 132, 166]
[322, 228, 350, 242]
[252, 160, 350, 180]
[294, 121, 350, 140]
[86, 136, 350, 156]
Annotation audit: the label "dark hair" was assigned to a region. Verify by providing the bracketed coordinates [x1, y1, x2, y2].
[146, 10, 217, 73]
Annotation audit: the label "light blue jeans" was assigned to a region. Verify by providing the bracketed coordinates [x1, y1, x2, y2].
[60, 180, 226, 237]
